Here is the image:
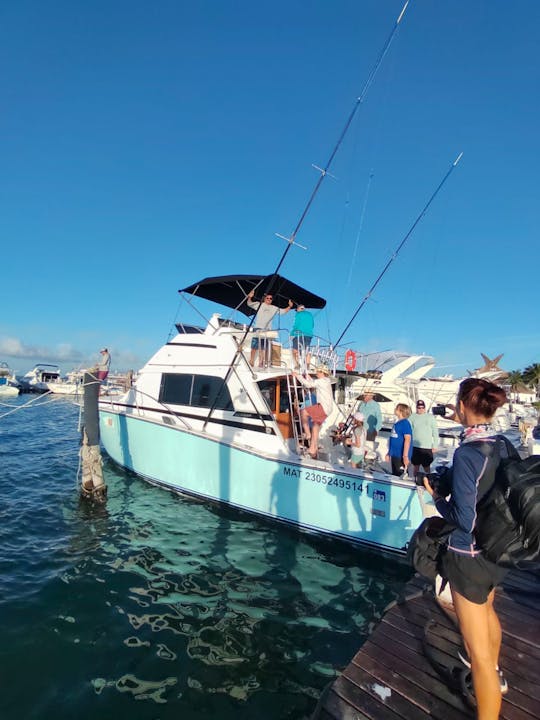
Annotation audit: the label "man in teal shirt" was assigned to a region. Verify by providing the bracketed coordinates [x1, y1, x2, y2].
[290, 305, 314, 369]
[409, 399, 439, 476]
[357, 391, 382, 441]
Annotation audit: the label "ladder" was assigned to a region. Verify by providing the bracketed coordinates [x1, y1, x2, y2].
[286, 372, 309, 453]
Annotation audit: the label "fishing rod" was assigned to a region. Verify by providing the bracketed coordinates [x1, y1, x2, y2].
[273, 0, 410, 278]
[333, 152, 464, 349]
[202, 2, 411, 430]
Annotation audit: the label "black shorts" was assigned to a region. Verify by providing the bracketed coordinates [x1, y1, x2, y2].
[411, 446, 433, 468]
[440, 549, 508, 604]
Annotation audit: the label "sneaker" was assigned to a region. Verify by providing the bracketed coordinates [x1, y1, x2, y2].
[457, 647, 508, 695]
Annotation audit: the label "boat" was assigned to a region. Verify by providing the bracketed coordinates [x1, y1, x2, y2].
[0, 362, 19, 397]
[99, 274, 435, 556]
[98, 4, 448, 554]
[21, 364, 63, 393]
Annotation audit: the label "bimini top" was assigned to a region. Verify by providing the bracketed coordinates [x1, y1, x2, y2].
[180, 274, 326, 316]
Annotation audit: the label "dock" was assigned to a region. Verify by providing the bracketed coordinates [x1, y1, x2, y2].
[312, 569, 540, 719]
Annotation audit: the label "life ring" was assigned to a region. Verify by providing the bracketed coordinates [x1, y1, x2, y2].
[344, 349, 356, 372]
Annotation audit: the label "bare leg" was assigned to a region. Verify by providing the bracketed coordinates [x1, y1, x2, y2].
[300, 409, 311, 441]
[309, 423, 321, 456]
[250, 348, 256, 366]
[451, 587, 502, 720]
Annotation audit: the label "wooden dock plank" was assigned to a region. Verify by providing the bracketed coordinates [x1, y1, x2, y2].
[312, 570, 540, 720]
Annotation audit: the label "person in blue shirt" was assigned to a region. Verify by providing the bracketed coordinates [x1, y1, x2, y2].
[423, 378, 509, 718]
[290, 304, 314, 369]
[386, 403, 412, 476]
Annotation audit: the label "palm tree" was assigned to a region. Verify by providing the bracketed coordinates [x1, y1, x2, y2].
[522, 363, 540, 396]
[506, 370, 524, 389]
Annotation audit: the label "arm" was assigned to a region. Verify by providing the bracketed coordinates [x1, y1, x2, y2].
[403, 433, 411, 467]
[424, 449, 481, 531]
[293, 372, 315, 389]
[375, 403, 382, 431]
[279, 299, 294, 315]
[246, 290, 259, 311]
[431, 415, 439, 452]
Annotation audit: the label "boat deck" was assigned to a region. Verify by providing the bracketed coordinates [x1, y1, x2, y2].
[311, 569, 540, 719]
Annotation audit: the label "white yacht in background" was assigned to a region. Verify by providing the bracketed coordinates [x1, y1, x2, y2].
[0, 362, 19, 397]
[22, 364, 62, 393]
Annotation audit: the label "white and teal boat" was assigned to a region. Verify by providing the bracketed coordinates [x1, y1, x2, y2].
[99, 274, 434, 556]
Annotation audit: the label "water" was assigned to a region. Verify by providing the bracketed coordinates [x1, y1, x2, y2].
[0, 395, 412, 719]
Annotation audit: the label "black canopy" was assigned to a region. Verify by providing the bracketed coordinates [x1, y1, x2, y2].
[180, 274, 326, 317]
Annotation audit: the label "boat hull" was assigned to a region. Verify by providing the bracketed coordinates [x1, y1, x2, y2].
[100, 409, 428, 554]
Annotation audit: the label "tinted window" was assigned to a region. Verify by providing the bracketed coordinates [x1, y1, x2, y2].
[160, 374, 193, 405]
[159, 373, 233, 411]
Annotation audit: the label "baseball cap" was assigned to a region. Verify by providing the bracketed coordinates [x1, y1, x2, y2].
[416, 400, 425, 408]
[353, 412, 365, 422]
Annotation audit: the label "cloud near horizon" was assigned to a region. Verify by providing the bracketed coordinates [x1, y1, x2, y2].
[0, 336, 143, 373]
[0, 336, 85, 362]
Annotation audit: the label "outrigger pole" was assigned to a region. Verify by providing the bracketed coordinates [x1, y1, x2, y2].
[333, 152, 464, 349]
[202, 1, 411, 430]
[273, 0, 411, 277]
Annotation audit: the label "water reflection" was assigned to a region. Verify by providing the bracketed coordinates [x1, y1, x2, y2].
[0, 399, 412, 720]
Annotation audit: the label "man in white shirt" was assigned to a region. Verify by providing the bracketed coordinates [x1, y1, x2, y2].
[294, 365, 334, 458]
[247, 290, 293, 366]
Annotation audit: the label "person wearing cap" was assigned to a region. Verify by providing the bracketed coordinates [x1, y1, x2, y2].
[410, 399, 439, 477]
[357, 390, 382, 441]
[246, 289, 293, 367]
[97, 348, 111, 381]
[290, 304, 314, 369]
[348, 412, 366, 468]
[294, 365, 334, 458]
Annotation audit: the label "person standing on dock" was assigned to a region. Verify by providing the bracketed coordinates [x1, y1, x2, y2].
[247, 290, 293, 367]
[357, 390, 382, 441]
[423, 378, 510, 719]
[410, 399, 439, 477]
[97, 348, 111, 382]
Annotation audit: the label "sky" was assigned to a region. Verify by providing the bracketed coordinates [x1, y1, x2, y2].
[1, 0, 539, 377]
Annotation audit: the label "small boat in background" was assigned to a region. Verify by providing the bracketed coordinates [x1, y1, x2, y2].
[0, 362, 19, 397]
[21, 364, 62, 393]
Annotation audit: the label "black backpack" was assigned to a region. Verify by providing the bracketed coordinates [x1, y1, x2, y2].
[474, 437, 540, 569]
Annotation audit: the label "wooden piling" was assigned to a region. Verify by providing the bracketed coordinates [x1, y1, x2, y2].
[80, 370, 107, 502]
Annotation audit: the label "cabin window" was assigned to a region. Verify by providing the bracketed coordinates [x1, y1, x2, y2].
[159, 373, 233, 411]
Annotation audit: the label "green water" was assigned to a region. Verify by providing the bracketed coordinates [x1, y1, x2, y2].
[0, 396, 412, 719]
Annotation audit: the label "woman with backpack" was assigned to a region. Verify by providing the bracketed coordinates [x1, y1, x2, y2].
[423, 378, 509, 720]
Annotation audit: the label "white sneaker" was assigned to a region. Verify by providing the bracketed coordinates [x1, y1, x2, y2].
[435, 574, 454, 606]
[457, 647, 508, 695]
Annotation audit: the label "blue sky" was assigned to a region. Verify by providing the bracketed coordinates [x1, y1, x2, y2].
[1, 0, 538, 377]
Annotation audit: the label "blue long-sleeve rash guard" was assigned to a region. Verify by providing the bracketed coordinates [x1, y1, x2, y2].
[434, 439, 498, 555]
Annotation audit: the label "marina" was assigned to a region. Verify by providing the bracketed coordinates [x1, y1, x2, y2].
[1, 2, 539, 719]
